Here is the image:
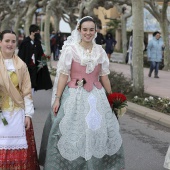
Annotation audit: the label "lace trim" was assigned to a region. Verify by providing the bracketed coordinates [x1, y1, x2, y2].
[99, 70, 110, 76]
[0, 144, 28, 150]
[57, 44, 110, 76]
[58, 87, 122, 161]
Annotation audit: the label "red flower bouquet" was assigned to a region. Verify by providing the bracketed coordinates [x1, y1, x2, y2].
[41, 53, 51, 60]
[37, 54, 51, 71]
[107, 92, 127, 118]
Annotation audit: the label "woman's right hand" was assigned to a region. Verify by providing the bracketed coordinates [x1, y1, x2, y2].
[52, 99, 60, 116]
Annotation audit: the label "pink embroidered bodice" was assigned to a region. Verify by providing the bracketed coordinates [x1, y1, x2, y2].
[67, 61, 102, 92]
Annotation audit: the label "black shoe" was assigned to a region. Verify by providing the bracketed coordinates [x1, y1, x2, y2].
[148, 73, 151, 77]
[154, 75, 159, 78]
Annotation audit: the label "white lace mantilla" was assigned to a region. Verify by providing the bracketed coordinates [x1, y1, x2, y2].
[57, 87, 122, 161]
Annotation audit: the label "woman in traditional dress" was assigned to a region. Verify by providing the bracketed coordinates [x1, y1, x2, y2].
[39, 16, 125, 170]
[0, 30, 40, 170]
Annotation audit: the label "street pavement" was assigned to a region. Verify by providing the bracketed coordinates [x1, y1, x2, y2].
[119, 111, 170, 170]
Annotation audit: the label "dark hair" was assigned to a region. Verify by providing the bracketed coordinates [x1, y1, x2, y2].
[78, 16, 96, 30]
[153, 31, 160, 37]
[29, 24, 40, 34]
[106, 32, 113, 39]
[0, 30, 16, 41]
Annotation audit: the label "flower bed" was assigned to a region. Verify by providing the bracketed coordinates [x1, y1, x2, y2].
[109, 71, 170, 115]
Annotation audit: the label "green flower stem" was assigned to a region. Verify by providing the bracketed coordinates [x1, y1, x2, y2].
[0, 112, 8, 126]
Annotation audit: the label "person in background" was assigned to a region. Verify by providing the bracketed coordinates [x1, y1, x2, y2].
[61, 34, 67, 46]
[39, 16, 125, 170]
[95, 26, 105, 45]
[105, 32, 117, 61]
[147, 31, 164, 78]
[0, 30, 39, 170]
[55, 31, 63, 60]
[50, 31, 56, 60]
[18, 24, 44, 96]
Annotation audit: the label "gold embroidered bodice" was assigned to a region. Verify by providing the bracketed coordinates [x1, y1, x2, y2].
[0, 71, 20, 112]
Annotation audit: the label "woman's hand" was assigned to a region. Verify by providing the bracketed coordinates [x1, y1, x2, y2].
[52, 99, 60, 116]
[25, 116, 31, 130]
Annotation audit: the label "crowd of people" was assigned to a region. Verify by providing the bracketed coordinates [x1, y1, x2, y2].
[50, 31, 68, 61]
[0, 15, 167, 170]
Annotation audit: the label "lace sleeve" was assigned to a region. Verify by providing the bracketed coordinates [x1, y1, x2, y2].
[57, 46, 73, 75]
[99, 49, 110, 76]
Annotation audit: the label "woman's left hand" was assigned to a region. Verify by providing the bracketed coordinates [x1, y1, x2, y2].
[25, 116, 31, 130]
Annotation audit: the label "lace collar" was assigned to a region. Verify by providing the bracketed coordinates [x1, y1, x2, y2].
[74, 43, 100, 74]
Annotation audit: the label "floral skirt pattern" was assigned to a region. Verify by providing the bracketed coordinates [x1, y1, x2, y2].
[0, 122, 40, 170]
[39, 86, 125, 170]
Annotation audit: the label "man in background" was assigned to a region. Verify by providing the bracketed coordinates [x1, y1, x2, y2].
[18, 24, 44, 96]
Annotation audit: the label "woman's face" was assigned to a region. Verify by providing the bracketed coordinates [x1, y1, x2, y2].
[155, 33, 160, 40]
[0, 33, 16, 55]
[79, 21, 96, 43]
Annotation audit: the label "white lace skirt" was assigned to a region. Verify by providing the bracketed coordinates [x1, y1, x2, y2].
[0, 109, 27, 150]
[57, 86, 122, 161]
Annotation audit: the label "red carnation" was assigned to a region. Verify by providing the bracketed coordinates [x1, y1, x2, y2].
[107, 92, 127, 118]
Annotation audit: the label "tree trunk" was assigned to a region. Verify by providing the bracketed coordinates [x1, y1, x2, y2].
[69, 17, 76, 31]
[121, 11, 132, 63]
[83, 0, 99, 17]
[1, 14, 13, 30]
[160, 0, 170, 71]
[121, 15, 127, 63]
[14, 16, 20, 38]
[53, 14, 60, 32]
[44, 5, 51, 57]
[14, 7, 28, 38]
[115, 29, 121, 51]
[24, 5, 36, 36]
[131, 0, 144, 96]
[160, 21, 170, 70]
[44, 0, 57, 69]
